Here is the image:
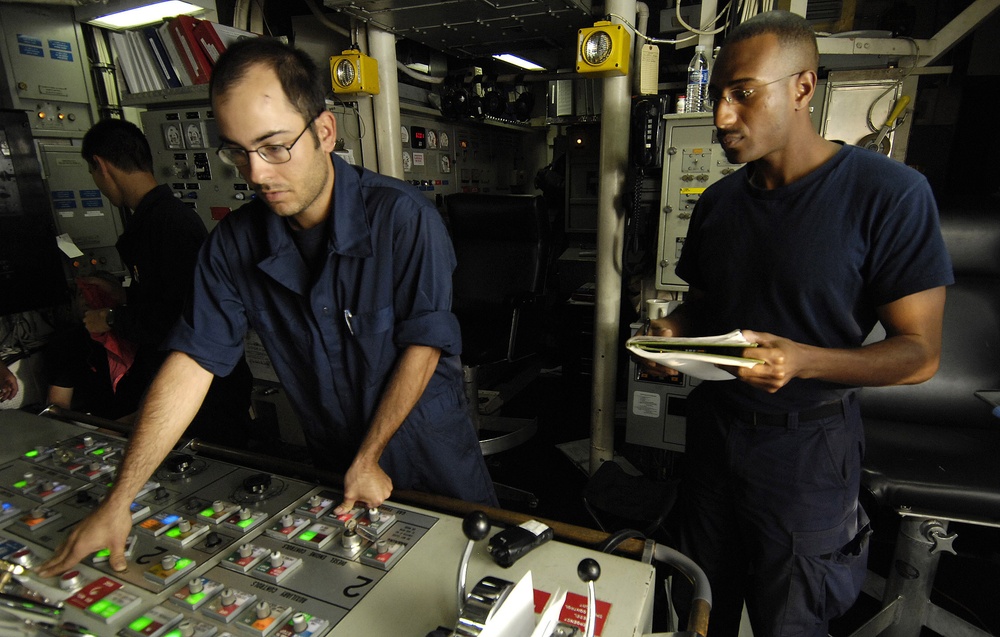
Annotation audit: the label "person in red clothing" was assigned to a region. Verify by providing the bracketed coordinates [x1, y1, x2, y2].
[77, 119, 252, 440]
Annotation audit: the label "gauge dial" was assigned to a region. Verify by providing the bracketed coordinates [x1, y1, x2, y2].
[402, 151, 412, 172]
[439, 132, 450, 149]
[427, 129, 437, 149]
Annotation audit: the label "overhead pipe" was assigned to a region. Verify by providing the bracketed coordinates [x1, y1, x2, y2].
[632, 1, 649, 94]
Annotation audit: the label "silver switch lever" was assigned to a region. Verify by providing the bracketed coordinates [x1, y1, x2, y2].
[458, 511, 490, 613]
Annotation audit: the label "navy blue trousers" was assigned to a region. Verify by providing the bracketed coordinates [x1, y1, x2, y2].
[671, 385, 871, 637]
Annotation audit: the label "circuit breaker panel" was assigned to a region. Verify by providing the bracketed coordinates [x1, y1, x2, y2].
[655, 113, 741, 291]
[0, 4, 96, 137]
[40, 144, 125, 275]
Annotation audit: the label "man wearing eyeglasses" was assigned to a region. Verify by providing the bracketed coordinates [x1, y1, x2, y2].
[41, 39, 496, 577]
[652, 11, 952, 637]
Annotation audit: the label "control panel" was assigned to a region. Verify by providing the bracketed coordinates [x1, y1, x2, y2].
[654, 113, 741, 291]
[0, 4, 96, 137]
[398, 113, 545, 203]
[0, 411, 655, 636]
[39, 144, 126, 276]
[140, 106, 243, 231]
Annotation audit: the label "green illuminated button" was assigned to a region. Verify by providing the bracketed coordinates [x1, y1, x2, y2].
[294, 523, 336, 550]
[144, 554, 197, 586]
[119, 604, 182, 637]
[170, 576, 224, 611]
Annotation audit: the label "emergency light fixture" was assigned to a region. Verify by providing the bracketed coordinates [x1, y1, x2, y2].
[576, 20, 630, 77]
[330, 49, 380, 96]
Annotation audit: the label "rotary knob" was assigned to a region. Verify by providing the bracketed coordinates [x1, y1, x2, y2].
[243, 473, 272, 494]
[239, 508, 252, 520]
[166, 454, 193, 473]
[281, 514, 295, 527]
[341, 528, 361, 549]
[291, 613, 309, 633]
[161, 556, 177, 571]
[188, 577, 204, 594]
[177, 519, 192, 533]
[238, 544, 253, 558]
[256, 601, 271, 619]
[270, 551, 283, 568]
[220, 589, 236, 606]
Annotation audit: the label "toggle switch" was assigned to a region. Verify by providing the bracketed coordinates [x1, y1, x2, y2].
[170, 576, 224, 612]
[274, 612, 330, 637]
[144, 554, 196, 586]
[203, 586, 257, 623]
[265, 513, 309, 540]
[222, 543, 268, 573]
[237, 599, 292, 636]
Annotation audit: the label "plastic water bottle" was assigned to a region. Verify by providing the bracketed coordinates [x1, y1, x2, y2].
[684, 45, 709, 113]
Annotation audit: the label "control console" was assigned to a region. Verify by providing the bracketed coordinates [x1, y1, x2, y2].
[0, 411, 655, 636]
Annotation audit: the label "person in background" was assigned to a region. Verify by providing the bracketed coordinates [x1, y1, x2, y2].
[76, 118, 252, 443]
[0, 360, 17, 404]
[46, 273, 144, 420]
[40, 38, 496, 577]
[652, 11, 952, 637]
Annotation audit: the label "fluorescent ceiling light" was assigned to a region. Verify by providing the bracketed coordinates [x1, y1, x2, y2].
[77, 0, 211, 30]
[493, 54, 545, 71]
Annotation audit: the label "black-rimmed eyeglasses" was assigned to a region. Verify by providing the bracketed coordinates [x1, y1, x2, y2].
[216, 118, 316, 167]
[710, 71, 806, 106]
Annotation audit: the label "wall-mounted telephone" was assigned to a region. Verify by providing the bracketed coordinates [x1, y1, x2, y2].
[630, 95, 669, 169]
[624, 95, 670, 277]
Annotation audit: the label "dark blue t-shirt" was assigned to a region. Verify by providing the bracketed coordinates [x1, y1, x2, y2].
[676, 144, 954, 411]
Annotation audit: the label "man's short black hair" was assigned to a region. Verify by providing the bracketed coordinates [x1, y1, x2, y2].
[81, 118, 154, 173]
[209, 38, 327, 122]
[725, 10, 820, 70]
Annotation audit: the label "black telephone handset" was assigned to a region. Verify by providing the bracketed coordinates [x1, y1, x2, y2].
[630, 96, 668, 169]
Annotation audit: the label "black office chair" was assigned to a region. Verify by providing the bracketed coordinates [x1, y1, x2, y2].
[445, 193, 551, 506]
[852, 206, 1000, 637]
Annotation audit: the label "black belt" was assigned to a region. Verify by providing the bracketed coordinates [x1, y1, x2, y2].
[734, 399, 846, 427]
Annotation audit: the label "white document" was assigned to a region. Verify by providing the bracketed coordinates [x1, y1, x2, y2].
[531, 588, 567, 637]
[479, 571, 536, 637]
[55, 233, 83, 258]
[626, 329, 764, 381]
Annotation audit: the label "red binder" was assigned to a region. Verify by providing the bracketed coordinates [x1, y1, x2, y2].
[165, 15, 211, 85]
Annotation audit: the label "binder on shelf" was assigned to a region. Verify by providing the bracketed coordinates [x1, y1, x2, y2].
[192, 20, 258, 64]
[142, 26, 183, 89]
[108, 31, 143, 95]
[127, 28, 165, 92]
[166, 15, 211, 85]
[157, 21, 194, 86]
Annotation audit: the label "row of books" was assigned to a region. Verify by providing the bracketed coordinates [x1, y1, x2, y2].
[107, 16, 257, 95]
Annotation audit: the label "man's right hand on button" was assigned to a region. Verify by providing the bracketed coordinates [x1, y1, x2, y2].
[38, 502, 134, 576]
